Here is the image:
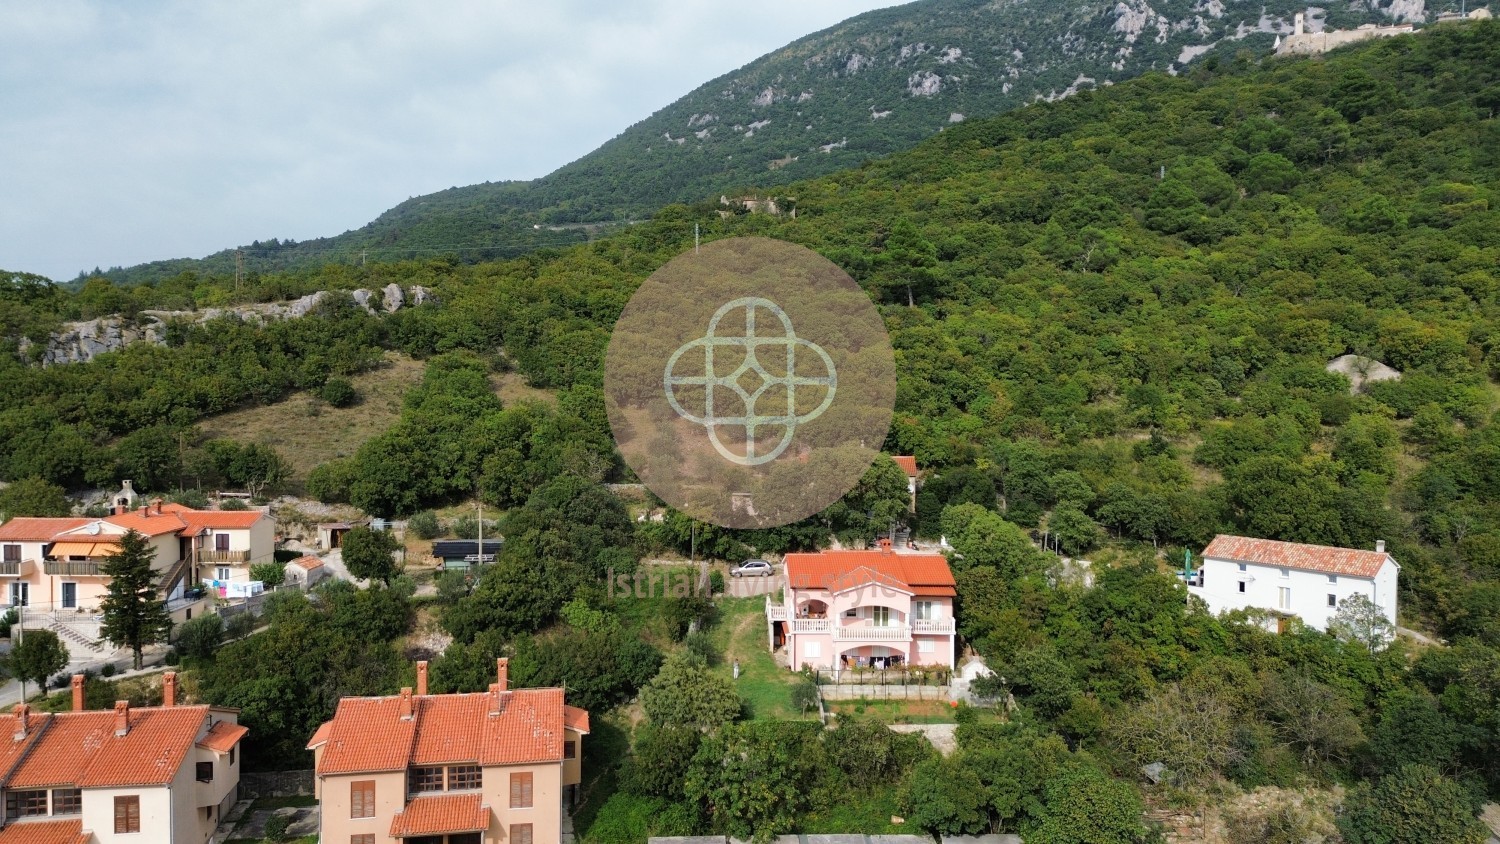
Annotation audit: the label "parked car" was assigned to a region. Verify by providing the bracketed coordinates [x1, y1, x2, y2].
[731, 559, 775, 577]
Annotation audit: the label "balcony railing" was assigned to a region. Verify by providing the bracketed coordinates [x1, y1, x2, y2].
[789, 618, 830, 634]
[44, 560, 103, 577]
[833, 624, 911, 642]
[765, 598, 787, 621]
[912, 618, 956, 634]
[0, 559, 32, 576]
[195, 549, 251, 564]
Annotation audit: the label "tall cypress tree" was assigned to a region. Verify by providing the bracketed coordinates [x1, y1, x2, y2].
[99, 529, 172, 670]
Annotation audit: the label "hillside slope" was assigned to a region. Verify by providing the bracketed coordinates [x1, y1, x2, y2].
[96, 0, 1423, 285]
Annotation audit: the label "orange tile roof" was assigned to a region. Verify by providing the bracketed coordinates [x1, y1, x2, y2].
[389, 792, 489, 837]
[828, 566, 912, 594]
[314, 688, 575, 776]
[196, 721, 248, 753]
[95, 510, 187, 537]
[306, 721, 332, 749]
[4, 705, 215, 789]
[563, 705, 590, 734]
[0, 518, 89, 541]
[0, 819, 88, 844]
[1203, 534, 1393, 579]
[783, 549, 955, 593]
[892, 455, 918, 477]
[178, 510, 265, 532]
[290, 555, 325, 570]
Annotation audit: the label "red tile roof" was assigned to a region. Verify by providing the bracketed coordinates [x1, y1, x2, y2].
[306, 721, 332, 749]
[0, 819, 89, 844]
[388, 792, 489, 837]
[892, 456, 918, 477]
[314, 688, 576, 776]
[1, 704, 223, 790]
[92, 510, 188, 538]
[196, 721, 248, 753]
[783, 549, 955, 593]
[828, 566, 912, 594]
[0, 518, 89, 542]
[563, 705, 590, 734]
[177, 510, 265, 532]
[290, 555, 325, 570]
[1203, 535, 1393, 579]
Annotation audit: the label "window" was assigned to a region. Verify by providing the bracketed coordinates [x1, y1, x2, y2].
[351, 837, 376, 844]
[918, 639, 935, 654]
[1, 544, 18, 563]
[1328, 574, 1338, 584]
[215, 533, 229, 551]
[913, 601, 935, 620]
[564, 741, 577, 760]
[205, 806, 212, 820]
[870, 606, 890, 626]
[1237, 582, 1246, 594]
[114, 795, 140, 833]
[510, 771, 533, 808]
[5, 790, 46, 820]
[1328, 594, 1338, 608]
[510, 824, 534, 844]
[197, 761, 213, 782]
[842, 608, 858, 618]
[409, 765, 445, 794]
[1278, 587, 1292, 610]
[1237, 563, 1247, 572]
[804, 641, 821, 659]
[1279, 567, 1290, 579]
[448, 765, 481, 790]
[51, 789, 80, 815]
[215, 566, 231, 581]
[350, 780, 375, 818]
[229, 746, 236, 765]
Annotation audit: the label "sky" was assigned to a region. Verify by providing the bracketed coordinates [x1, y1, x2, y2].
[0, 0, 904, 281]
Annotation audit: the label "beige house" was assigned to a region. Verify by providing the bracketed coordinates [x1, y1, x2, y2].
[0, 672, 246, 844]
[0, 500, 275, 625]
[307, 660, 589, 844]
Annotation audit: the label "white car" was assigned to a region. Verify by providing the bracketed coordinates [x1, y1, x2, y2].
[730, 559, 775, 577]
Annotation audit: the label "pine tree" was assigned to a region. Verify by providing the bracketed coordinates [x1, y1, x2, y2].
[99, 529, 172, 670]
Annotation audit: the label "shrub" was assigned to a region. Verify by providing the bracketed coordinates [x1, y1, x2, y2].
[682, 631, 717, 666]
[100, 663, 117, 678]
[263, 811, 291, 841]
[790, 678, 819, 715]
[319, 376, 359, 408]
[250, 561, 286, 586]
[708, 569, 725, 595]
[224, 612, 257, 640]
[408, 510, 442, 540]
[220, 498, 248, 511]
[175, 614, 224, 662]
[163, 649, 180, 666]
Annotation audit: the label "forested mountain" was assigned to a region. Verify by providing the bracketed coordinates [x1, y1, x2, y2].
[88, 0, 1425, 285]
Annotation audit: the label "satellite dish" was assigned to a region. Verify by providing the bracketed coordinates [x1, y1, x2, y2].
[86, 522, 101, 536]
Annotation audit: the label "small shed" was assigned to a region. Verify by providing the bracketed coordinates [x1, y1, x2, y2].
[432, 540, 502, 570]
[286, 555, 329, 587]
[316, 519, 368, 550]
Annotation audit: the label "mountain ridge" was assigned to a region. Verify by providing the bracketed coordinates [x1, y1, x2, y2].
[91, 0, 1432, 285]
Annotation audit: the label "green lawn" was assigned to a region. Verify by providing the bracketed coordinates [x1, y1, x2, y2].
[826, 697, 963, 724]
[709, 596, 818, 721]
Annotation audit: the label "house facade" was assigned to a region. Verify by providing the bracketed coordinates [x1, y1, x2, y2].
[1189, 534, 1399, 635]
[767, 540, 958, 672]
[0, 499, 275, 624]
[307, 659, 589, 844]
[892, 456, 920, 512]
[0, 672, 246, 844]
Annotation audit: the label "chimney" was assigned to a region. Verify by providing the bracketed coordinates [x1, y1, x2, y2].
[138, 504, 148, 517]
[113, 701, 129, 737]
[416, 661, 429, 696]
[71, 674, 85, 712]
[877, 537, 894, 554]
[488, 683, 503, 716]
[151, 498, 163, 516]
[1375, 539, 1386, 554]
[398, 687, 414, 721]
[13, 704, 28, 741]
[496, 658, 509, 692]
[162, 671, 177, 707]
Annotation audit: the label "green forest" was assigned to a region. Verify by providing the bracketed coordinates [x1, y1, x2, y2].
[4, 20, 1500, 843]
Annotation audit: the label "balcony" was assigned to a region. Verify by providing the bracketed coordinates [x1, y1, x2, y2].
[0, 560, 34, 577]
[912, 619, 956, 634]
[195, 549, 251, 564]
[765, 598, 787, 622]
[789, 618, 830, 634]
[45, 560, 102, 577]
[834, 624, 912, 642]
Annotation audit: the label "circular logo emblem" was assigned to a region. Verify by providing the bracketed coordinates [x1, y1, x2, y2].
[605, 237, 895, 529]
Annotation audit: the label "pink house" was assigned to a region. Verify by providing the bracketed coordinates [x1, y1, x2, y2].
[766, 540, 957, 672]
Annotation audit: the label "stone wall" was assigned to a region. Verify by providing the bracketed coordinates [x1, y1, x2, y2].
[240, 769, 314, 798]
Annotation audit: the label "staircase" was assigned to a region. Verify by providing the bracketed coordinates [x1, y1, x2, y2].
[49, 618, 106, 657]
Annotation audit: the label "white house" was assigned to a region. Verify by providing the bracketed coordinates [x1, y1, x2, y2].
[1189, 534, 1398, 635]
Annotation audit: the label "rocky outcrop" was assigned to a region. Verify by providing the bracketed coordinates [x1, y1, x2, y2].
[1326, 354, 1402, 393]
[18, 287, 436, 366]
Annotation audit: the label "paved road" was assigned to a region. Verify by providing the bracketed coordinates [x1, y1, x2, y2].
[727, 572, 782, 598]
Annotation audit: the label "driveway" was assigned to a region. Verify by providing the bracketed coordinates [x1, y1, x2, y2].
[727, 572, 783, 598]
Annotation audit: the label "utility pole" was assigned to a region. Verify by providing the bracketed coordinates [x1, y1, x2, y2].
[694, 223, 700, 254]
[476, 500, 483, 566]
[234, 249, 245, 295]
[361, 249, 367, 267]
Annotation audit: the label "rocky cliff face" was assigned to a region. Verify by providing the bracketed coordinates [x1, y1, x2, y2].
[20, 286, 436, 366]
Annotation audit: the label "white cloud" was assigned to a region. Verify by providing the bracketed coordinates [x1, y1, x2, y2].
[0, 0, 900, 280]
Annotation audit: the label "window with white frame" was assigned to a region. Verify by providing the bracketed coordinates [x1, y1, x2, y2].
[805, 641, 822, 659]
[1327, 594, 1337, 607]
[1327, 574, 1337, 584]
[870, 606, 890, 626]
[215, 566, 231, 581]
[1238, 563, 1247, 572]
[918, 639, 935, 654]
[1278, 587, 1292, 609]
[1279, 567, 1290, 579]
